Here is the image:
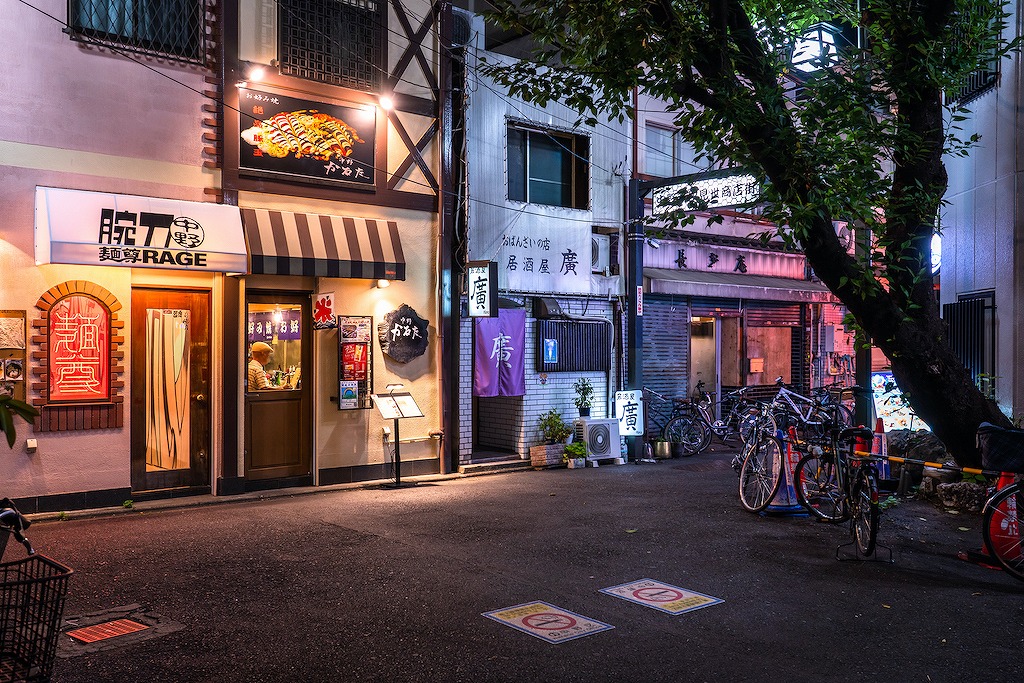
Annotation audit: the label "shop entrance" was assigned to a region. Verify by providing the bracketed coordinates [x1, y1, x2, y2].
[690, 316, 742, 411]
[244, 292, 312, 486]
[130, 288, 211, 493]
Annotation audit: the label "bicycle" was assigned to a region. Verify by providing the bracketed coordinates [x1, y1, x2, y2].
[770, 377, 855, 442]
[792, 419, 882, 556]
[976, 422, 1024, 581]
[642, 387, 709, 458]
[692, 380, 760, 449]
[736, 402, 785, 513]
[0, 498, 73, 683]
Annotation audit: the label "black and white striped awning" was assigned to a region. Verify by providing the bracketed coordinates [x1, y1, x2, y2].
[240, 208, 406, 280]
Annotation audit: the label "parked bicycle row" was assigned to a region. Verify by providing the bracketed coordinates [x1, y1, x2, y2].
[733, 406, 1024, 582]
[642, 377, 860, 460]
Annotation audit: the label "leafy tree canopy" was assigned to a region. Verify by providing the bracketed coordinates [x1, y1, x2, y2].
[482, 0, 1019, 464]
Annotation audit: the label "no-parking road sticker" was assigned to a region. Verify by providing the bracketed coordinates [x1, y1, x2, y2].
[482, 601, 614, 644]
[600, 579, 724, 615]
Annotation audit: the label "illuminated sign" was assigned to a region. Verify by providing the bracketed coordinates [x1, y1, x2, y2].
[35, 187, 247, 272]
[48, 295, 110, 402]
[652, 171, 761, 215]
[467, 261, 499, 317]
[615, 390, 645, 437]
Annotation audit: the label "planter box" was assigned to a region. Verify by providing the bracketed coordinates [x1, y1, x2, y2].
[530, 444, 565, 469]
[567, 457, 587, 469]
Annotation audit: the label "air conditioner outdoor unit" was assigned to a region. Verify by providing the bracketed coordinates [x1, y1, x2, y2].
[574, 418, 621, 460]
[592, 235, 611, 275]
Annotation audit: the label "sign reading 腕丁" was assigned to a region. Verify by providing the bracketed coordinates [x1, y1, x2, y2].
[34, 187, 248, 272]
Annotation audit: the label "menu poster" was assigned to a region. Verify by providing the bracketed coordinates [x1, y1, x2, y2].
[339, 380, 359, 409]
[337, 315, 373, 411]
[341, 343, 368, 381]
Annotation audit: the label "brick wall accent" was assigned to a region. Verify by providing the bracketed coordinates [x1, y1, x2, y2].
[31, 282, 125, 431]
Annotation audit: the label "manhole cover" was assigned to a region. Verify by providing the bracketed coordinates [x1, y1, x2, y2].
[59, 604, 183, 657]
[67, 618, 149, 644]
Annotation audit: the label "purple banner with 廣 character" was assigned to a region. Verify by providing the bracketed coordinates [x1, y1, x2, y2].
[474, 309, 526, 397]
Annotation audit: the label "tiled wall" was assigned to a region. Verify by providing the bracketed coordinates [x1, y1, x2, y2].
[458, 296, 619, 463]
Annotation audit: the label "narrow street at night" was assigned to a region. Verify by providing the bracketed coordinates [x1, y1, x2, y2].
[22, 455, 1024, 683]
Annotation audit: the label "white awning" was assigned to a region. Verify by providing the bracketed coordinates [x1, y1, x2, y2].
[34, 187, 248, 273]
[645, 267, 835, 303]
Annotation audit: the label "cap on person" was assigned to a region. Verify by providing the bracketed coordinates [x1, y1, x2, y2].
[251, 342, 273, 356]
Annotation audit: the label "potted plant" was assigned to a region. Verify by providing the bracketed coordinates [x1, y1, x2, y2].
[531, 409, 573, 468]
[564, 440, 588, 468]
[573, 377, 594, 417]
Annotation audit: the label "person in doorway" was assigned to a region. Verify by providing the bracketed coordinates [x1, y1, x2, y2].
[248, 341, 280, 391]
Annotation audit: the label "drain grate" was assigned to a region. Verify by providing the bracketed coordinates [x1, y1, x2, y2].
[67, 618, 149, 643]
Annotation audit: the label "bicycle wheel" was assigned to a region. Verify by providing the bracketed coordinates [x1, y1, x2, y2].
[663, 414, 707, 456]
[795, 451, 847, 522]
[851, 468, 880, 556]
[982, 483, 1024, 582]
[738, 435, 783, 513]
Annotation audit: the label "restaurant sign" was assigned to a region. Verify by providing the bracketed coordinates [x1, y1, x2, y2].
[238, 87, 376, 188]
[35, 187, 247, 272]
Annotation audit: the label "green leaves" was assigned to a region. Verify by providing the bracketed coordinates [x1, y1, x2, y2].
[0, 396, 39, 448]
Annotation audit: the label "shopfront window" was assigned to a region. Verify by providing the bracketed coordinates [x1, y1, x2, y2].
[246, 302, 303, 391]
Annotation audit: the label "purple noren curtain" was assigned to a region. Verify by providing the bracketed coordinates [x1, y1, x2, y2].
[474, 309, 526, 397]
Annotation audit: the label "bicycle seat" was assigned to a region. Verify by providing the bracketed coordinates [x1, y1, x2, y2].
[838, 427, 873, 443]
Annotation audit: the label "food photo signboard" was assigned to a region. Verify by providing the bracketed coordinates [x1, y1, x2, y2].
[238, 87, 376, 188]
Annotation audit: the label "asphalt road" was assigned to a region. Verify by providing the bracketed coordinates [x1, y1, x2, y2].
[14, 449, 1024, 683]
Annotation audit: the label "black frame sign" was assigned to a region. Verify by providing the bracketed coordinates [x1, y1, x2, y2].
[238, 87, 376, 188]
[338, 315, 374, 410]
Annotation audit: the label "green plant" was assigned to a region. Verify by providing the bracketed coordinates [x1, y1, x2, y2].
[56, 511, 70, 521]
[0, 396, 39, 448]
[564, 441, 587, 459]
[572, 378, 594, 410]
[538, 409, 572, 444]
[123, 499, 134, 509]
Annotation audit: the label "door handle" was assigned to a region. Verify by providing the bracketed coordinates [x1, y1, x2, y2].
[192, 393, 207, 403]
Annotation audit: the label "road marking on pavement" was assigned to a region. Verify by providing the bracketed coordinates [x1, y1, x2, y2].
[482, 601, 614, 643]
[600, 579, 724, 615]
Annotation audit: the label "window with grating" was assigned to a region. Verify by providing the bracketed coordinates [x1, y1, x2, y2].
[946, 10, 1000, 105]
[279, 0, 385, 93]
[68, 0, 208, 64]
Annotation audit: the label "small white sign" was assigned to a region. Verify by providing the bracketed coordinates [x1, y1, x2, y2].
[614, 390, 644, 437]
[652, 172, 760, 215]
[467, 261, 497, 317]
[600, 579, 724, 615]
[483, 602, 613, 644]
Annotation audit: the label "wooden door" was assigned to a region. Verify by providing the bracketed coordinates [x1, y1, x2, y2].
[131, 289, 211, 492]
[244, 292, 312, 484]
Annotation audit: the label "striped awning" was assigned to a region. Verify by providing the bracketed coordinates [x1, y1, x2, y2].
[240, 208, 406, 279]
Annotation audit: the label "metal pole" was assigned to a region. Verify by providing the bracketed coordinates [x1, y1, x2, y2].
[626, 178, 646, 462]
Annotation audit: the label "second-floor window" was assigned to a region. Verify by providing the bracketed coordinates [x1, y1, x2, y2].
[68, 0, 207, 63]
[279, 0, 386, 93]
[507, 125, 590, 209]
[645, 124, 678, 178]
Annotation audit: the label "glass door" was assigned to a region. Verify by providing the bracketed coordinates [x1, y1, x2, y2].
[244, 292, 312, 484]
[131, 289, 211, 492]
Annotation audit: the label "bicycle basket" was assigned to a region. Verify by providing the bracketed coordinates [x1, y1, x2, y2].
[0, 554, 73, 683]
[977, 422, 1024, 474]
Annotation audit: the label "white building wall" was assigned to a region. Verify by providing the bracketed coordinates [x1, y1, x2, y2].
[941, 4, 1024, 419]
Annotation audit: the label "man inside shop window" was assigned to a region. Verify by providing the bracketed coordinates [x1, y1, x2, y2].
[248, 341, 285, 391]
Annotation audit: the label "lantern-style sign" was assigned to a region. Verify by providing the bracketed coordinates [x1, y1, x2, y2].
[377, 304, 429, 363]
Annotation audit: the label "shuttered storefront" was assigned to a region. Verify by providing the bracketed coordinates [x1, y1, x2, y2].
[643, 295, 690, 398]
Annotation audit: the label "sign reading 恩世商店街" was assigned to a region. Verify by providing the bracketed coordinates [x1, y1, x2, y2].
[34, 187, 248, 273]
[238, 87, 376, 188]
[651, 169, 761, 215]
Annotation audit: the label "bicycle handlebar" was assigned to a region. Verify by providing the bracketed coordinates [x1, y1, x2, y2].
[0, 498, 35, 556]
